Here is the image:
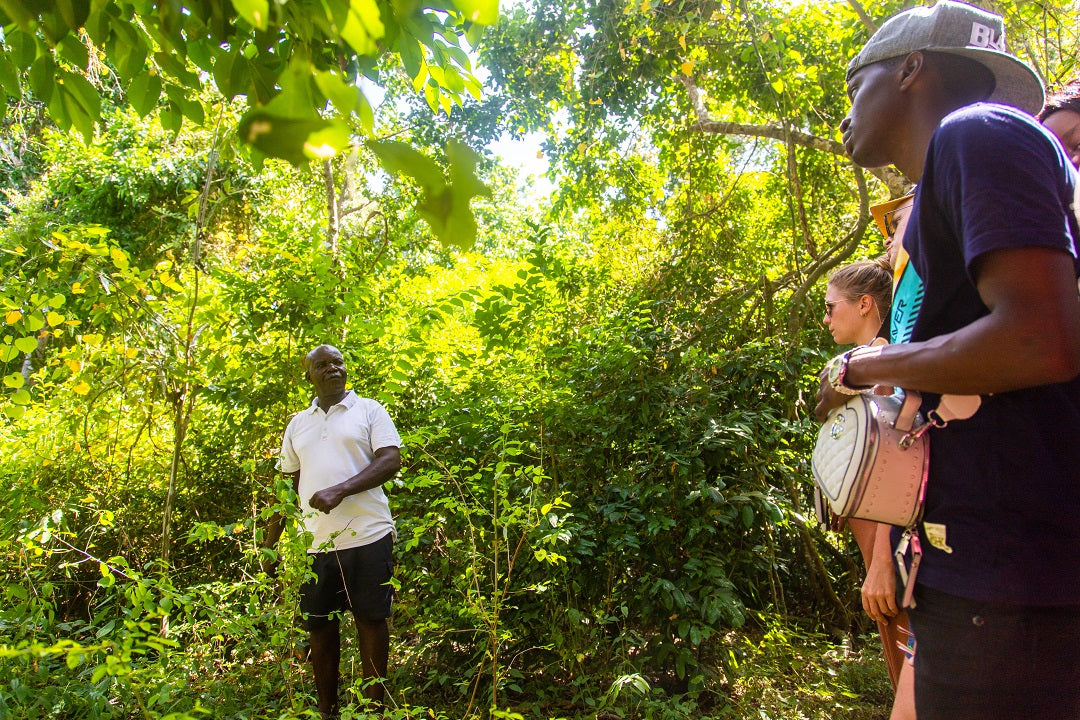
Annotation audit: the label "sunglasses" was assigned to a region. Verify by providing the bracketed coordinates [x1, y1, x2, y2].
[882, 206, 908, 238]
[824, 299, 848, 318]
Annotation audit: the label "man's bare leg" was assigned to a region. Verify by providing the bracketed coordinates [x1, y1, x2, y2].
[309, 620, 341, 718]
[354, 617, 390, 703]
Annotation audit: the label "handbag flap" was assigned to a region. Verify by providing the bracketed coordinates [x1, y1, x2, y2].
[811, 396, 874, 511]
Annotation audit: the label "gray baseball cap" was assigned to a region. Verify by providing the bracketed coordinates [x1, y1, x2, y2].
[847, 1, 1044, 114]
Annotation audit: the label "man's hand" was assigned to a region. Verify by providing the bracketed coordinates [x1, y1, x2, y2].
[309, 486, 347, 513]
[814, 370, 848, 422]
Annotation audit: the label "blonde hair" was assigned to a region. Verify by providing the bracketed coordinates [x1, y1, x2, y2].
[827, 256, 893, 325]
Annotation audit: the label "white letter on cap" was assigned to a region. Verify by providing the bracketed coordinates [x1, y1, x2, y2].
[969, 22, 1006, 52]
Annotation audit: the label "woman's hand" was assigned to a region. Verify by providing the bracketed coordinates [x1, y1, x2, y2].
[862, 536, 899, 623]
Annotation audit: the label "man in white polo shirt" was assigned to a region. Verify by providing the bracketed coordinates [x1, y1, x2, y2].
[278, 344, 402, 719]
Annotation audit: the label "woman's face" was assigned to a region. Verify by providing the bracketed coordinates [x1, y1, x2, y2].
[824, 283, 869, 345]
[1043, 109, 1080, 169]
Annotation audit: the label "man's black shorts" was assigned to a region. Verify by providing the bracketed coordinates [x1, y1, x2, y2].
[300, 532, 395, 630]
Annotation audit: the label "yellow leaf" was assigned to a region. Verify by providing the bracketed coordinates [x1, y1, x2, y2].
[46, 311, 64, 327]
[125, 348, 138, 358]
[679, 35, 687, 51]
[73, 381, 90, 395]
[66, 360, 82, 373]
[681, 60, 694, 75]
[5, 310, 21, 324]
[71, 281, 85, 294]
[641, 0, 649, 10]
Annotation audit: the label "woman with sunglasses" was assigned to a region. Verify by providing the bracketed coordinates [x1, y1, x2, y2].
[824, 257, 915, 719]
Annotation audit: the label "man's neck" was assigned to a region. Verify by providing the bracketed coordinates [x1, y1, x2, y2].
[892, 115, 943, 183]
[317, 390, 348, 412]
[898, 94, 981, 182]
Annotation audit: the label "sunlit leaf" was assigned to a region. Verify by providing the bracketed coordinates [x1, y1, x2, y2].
[231, 0, 270, 30]
[128, 71, 163, 118]
[368, 140, 445, 194]
[14, 336, 38, 353]
[454, 0, 499, 25]
[340, 0, 385, 56]
[239, 110, 350, 166]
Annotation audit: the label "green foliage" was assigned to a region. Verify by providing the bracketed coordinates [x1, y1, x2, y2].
[0, 0, 496, 145]
[1, 1, 1075, 717]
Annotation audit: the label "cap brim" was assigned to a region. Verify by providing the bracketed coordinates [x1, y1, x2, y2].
[938, 48, 1045, 114]
[870, 194, 915, 238]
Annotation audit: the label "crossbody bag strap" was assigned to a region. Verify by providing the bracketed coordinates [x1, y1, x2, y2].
[893, 390, 923, 433]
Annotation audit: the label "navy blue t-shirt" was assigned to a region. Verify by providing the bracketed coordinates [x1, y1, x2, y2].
[904, 103, 1080, 606]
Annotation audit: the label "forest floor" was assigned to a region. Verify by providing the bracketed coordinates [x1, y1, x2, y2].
[213, 625, 895, 720]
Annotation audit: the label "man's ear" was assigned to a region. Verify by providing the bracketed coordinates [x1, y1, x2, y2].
[899, 51, 925, 90]
[304, 369, 311, 382]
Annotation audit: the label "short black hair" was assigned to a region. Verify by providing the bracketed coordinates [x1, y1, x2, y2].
[863, 52, 995, 106]
[1038, 80, 1080, 122]
[922, 51, 995, 106]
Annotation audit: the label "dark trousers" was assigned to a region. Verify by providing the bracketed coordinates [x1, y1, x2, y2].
[909, 585, 1080, 720]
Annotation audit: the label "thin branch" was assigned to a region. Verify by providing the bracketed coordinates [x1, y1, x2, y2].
[845, 0, 878, 35]
[678, 75, 911, 198]
[786, 165, 872, 334]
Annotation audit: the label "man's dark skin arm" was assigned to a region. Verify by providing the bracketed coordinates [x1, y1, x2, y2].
[816, 246, 1080, 421]
[308, 446, 402, 514]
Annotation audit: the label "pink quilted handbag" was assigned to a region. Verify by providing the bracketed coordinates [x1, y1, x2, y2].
[811, 392, 928, 527]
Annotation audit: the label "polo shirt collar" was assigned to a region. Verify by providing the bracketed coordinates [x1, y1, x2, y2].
[305, 389, 356, 414]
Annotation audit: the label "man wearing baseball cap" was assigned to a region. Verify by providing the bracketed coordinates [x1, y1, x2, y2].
[815, 2, 1080, 718]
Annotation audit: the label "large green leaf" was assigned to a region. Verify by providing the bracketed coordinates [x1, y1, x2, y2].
[238, 109, 351, 166]
[231, 0, 269, 30]
[27, 53, 55, 103]
[56, 33, 88, 70]
[263, 54, 317, 119]
[368, 140, 445, 194]
[127, 70, 163, 117]
[55, 0, 90, 33]
[0, 56, 22, 98]
[340, 0, 385, 56]
[6, 28, 37, 69]
[454, 0, 498, 25]
[369, 139, 490, 249]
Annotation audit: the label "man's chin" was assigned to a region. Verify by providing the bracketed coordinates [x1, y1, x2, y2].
[849, 147, 892, 170]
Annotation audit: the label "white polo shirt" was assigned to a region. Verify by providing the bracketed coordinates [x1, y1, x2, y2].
[279, 391, 402, 552]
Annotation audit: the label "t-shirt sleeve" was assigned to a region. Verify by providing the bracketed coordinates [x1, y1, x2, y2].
[278, 419, 301, 473]
[367, 401, 402, 452]
[931, 107, 1077, 273]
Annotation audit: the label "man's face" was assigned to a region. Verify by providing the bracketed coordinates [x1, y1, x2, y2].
[306, 346, 347, 396]
[841, 61, 902, 168]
